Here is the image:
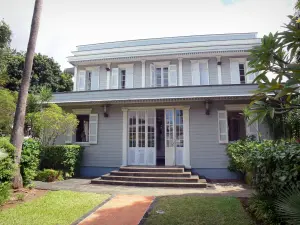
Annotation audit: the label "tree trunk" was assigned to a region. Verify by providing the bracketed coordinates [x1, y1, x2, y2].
[10, 0, 43, 189]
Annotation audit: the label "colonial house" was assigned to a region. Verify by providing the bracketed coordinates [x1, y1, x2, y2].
[52, 32, 269, 185]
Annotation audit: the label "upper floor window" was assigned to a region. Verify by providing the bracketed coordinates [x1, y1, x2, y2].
[191, 59, 209, 85]
[239, 63, 246, 84]
[77, 67, 100, 91]
[155, 67, 168, 87]
[110, 64, 134, 89]
[150, 62, 177, 87]
[120, 69, 126, 89]
[230, 58, 256, 84]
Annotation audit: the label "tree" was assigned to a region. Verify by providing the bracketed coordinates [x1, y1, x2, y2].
[0, 89, 16, 136]
[31, 104, 78, 146]
[0, 20, 12, 87]
[5, 53, 73, 93]
[246, 1, 300, 124]
[11, 0, 43, 189]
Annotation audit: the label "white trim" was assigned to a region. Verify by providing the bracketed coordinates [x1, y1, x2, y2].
[178, 58, 183, 86]
[123, 105, 190, 111]
[229, 57, 247, 63]
[85, 66, 99, 70]
[216, 56, 222, 84]
[118, 63, 134, 68]
[72, 108, 92, 114]
[225, 104, 247, 111]
[73, 66, 78, 91]
[106, 63, 111, 89]
[122, 109, 128, 166]
[218, 110, 228, 144]
[141, 60, 146, 87]
[153, 61, 170, 67]
[183, 108, 191, 168]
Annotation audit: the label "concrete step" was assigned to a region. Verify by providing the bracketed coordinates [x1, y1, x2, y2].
[91, 178, 207, 188]
[110, 170, 192, 177]
[119, 166, 184, 173]
[102, 174, 199, 183]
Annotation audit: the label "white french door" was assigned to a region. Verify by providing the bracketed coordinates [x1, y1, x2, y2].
[165, 109, 184, 166]
[128, 110, 156, 165]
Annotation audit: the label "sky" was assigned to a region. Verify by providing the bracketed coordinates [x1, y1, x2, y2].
[0, 0, 297, 70]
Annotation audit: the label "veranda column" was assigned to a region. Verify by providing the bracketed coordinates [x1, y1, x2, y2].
[122, 108, 128, 166]
[178, 58, 183, 86]
[141, 60, 146, 87]
[183, 107, 191, 168]
[73, 66, 78, 91]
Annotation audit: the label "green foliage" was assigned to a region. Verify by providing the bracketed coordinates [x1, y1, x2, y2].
[4, 52, 73, 92]
[0, 88, 16, 135]
[0, 137, 15, 183]
[31, 104, 78, 146]
[16, 193, 25, 201]
[0, 182, 10, 205]
[0, 20, 11, 49]
[274, 187, 300, 225]
[40, 145, 83, 177]
[0, 20, 12, 87]
[20, 138, 41, 185]
[36, 169, 63, 182]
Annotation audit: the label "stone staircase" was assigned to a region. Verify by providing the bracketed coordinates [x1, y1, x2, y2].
[91, 166, 207, 188]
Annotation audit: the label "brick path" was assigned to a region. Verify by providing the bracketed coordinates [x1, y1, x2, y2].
[78, 195, 154, 225]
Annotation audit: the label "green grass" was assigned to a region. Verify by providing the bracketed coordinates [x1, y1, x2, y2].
[0, 190, 110, 225]
[144, 196, 254, 225]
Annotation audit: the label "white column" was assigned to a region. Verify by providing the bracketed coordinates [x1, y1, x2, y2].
[183, 107, 191, 168]
[178, 58, 183, 86]
[73, 66, 78, 91]
[106, 63, 111, 89]
[141, 60, 146, 88]
[122, 108, 128, 166]
[216, 56, 222, 84]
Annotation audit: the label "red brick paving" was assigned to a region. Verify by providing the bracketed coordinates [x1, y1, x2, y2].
[79, 195, 154, 225]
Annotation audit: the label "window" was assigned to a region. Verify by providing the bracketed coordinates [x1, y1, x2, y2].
[155, 67, 168, 87]
[227, 111, 246, 141]
[87, 71, 92, 90]
[120, 69, 126, 89]
[75, 115, 89, 142]
[239, 63, 246, 84]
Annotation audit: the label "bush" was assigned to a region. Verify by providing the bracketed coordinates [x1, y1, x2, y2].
[20, 138, 41, 185]
[0, 182, 10, 205]
[36, 169, 63, 182]
[0, 137, 15, 183]
[40, 145, 83, 177]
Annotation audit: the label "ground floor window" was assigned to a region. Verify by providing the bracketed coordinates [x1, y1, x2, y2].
[76, 115, 89, 142]
[227, 111, 246, 142]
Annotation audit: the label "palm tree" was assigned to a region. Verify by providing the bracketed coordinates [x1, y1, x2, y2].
[10, 0, 43, 189]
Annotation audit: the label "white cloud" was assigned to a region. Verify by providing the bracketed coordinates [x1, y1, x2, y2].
[0, 0, 296, 69]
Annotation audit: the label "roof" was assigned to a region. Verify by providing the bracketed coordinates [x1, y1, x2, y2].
[77, 32, 258, 52]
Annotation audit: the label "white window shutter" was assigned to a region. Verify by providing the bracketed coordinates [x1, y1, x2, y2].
[218, 110, 228, 143]
[78, 70, 86, 91]
[150, 64, 155, 87]
[111, 68, 119, 89]
[191, 61, 200, 85]
[90, 67, 100, 90]
[89, 114, 98, 144]
[168, 64, 177, 86]
[230, 61, 240, 84]
[199, 61, 209, 85]
[246, 61, 256, 84]
[65, 127, 72, 144]
[246, 119, 258, 139]
[125, 65, 134, 88]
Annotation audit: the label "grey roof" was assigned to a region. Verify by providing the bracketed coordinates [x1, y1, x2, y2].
[77, 32, 258, 52]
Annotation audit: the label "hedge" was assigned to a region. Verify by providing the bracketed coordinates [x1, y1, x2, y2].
[0, 137, 15, 183]
[40, 145, 83, 177]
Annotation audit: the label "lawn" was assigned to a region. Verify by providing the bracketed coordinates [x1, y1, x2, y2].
[144, 196, 254, 225]
[0, 190, 110, 225]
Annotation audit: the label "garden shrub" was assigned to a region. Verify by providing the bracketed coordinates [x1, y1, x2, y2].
[20, 138, 41, 185]
[36, 169, 63, 182]
[0, 137, 15, 183]
[0, 182, 10, 205]
[40, 145, 83, 177]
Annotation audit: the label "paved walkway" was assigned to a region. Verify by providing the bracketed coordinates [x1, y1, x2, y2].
[34, 179, 253, 197]
[78, 195, 154, 225]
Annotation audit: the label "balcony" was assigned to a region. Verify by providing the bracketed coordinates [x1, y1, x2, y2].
[51, 84, 257, 105]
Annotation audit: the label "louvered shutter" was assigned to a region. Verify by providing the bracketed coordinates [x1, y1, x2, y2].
[91, 67, 100, 90]
[78, 70, 86, 91]
[89, 114, 98, 144]
[246, 61, 256, 84]
[125, 65, 134, 88]
[191, 61, 200, 85]
[199, 61, 209, 85]
[150, 64, 155, 87]
[111, 68, 119, 89]
[218, 110, 228, 143]
[168, 64, 177, 86]
[230, 61, 240, 84]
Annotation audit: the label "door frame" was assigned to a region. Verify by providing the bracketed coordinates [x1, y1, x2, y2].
[122, 106, 191, 168]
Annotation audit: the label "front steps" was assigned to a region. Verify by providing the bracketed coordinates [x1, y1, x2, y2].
[91, 166, 207, 188]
